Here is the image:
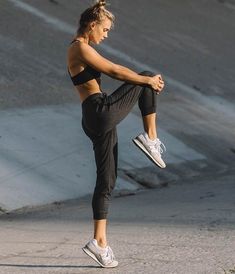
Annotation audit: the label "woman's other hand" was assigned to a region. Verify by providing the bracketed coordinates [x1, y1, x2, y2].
[149, 74, 165, 93]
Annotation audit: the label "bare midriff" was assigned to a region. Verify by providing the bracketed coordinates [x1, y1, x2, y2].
[74, 78, 102, 103]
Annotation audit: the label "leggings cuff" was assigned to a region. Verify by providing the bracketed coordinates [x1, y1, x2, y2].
[141, 106, 156, 117]
[93, 212, 108, 220]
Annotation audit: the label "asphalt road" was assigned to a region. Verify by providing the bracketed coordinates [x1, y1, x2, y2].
[0, 172, 234, 274]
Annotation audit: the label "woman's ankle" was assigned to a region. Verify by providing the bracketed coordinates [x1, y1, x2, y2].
[95, 238, 107, 248]
[146, 131, 157, 141]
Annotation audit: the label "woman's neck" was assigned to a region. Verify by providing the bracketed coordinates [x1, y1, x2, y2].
[75, 33, 90, 44]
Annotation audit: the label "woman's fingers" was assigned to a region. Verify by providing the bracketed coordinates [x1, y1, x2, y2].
[156, 82, 164, 93]
[151, 74, 165, 92]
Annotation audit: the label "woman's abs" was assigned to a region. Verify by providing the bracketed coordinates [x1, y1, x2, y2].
[74, 79, 102, 103]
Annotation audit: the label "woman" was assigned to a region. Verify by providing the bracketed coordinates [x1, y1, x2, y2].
[67, 0, 166, 268]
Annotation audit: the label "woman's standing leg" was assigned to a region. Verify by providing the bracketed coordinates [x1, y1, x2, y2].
[93, 219, 107, 248]
[82, 118, 118, 251]
[91, 127, 118, 247]
[82, 125, 118, 267]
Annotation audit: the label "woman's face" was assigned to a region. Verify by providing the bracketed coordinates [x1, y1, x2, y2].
[89, 17, 112, 44]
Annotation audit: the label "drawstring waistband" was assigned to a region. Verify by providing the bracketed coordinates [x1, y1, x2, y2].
[82, 92, 103, 106]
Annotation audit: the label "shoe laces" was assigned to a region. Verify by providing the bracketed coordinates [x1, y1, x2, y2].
[101, 246, 114, 264]
[150, 139, 166, 155]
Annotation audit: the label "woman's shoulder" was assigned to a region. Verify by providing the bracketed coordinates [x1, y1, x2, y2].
[67, 41, 93, 66]
[69, 40, 95, 53]
[69, 42, 101, 66]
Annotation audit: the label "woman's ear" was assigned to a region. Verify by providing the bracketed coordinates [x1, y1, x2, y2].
[90, 21, 96, 30]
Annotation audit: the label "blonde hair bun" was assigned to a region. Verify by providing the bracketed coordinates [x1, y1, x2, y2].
[96, 0, 106, 8]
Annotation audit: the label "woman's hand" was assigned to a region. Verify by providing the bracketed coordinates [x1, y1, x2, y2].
[149, 74, 165, 94]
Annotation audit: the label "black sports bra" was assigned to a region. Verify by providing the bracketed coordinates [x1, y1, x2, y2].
[68, 39, 101, 86]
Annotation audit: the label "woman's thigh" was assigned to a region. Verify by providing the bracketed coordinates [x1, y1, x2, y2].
[108, 82, 142, 112]
[97, 83, 143, 132]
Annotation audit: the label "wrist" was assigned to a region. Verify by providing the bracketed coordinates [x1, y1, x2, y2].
[146, 76, 152, 86]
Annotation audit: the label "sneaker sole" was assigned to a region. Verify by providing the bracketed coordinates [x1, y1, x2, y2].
[82, 246, 118, 268]
[132, 138, 166, 168]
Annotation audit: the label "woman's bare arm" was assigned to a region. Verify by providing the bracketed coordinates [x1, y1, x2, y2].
[75, 43, 164, 91]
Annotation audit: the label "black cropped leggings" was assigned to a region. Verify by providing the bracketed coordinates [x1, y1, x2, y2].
[81, 71, 157, 220]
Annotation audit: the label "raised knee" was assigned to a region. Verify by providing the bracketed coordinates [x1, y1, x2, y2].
[139, 70, 155, 77]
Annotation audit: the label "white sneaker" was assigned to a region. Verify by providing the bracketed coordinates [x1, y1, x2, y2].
[132, 132, 166, 168]
[82, 239, 118, 268]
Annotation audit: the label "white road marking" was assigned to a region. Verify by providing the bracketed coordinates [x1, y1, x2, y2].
[8, 0, 73, 34]
[8, 0, 235, 119]
[225, 2, 235, 11]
